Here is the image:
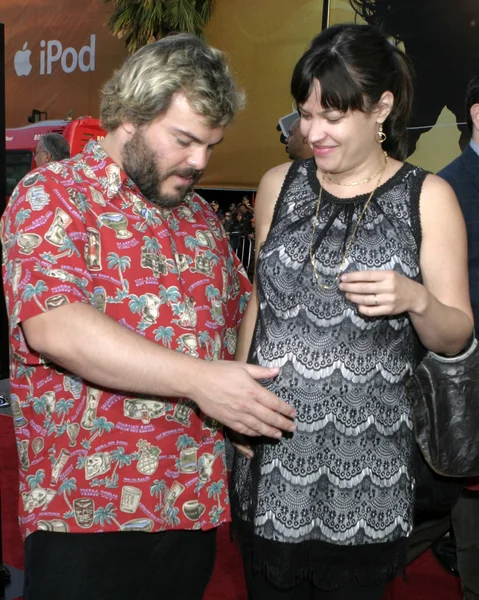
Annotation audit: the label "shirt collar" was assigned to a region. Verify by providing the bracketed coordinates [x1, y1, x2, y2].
[82, 139, 133, 196]
[470, 139, 479, 157]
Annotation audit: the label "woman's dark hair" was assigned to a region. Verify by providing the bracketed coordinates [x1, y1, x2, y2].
[291, 24, 414, 160]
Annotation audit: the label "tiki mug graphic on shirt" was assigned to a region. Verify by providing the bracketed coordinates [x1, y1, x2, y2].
[123, 399, 167, 423]
[51, 448, 71, 484]
[221, 267, 228, 302]
[177, 205, 196, 222]
[10, 394, 27, 428]
[174, 297, 197, 330]
[166, 400, 194, 427]
[191, 250, 213, 276]
[81, 388, 102, 429]
[85, 227, 102, 271]
[91, 286, 107, 313]
[98, 212, 132, 240]
[105, 164, 121, 197]
[196, 230, 216, 249]
[66, 423, 80, 447]
[38, 519, 70, 533]
[73, 498, 95, 529]
[22, 487, 57, 513]
[161, 481, 185, 520]
[43, 391, 56, 420]
[17, 233, 42, 255]
[17, 439, 30, 471]
[120, 518, 154, 532]
[32, 437, 44, 456]
[177, 333, 199, 357]
[198, 453, 216, 482]
[173, 253, 191, 273]
[45, 208, 72, 247]
[182, 499, 206, 521]
[12, 258, 22, 296]
[89, 185, 106, 207]
[136, 439, 161, 475]
[178, 446, 197, 474]
[26, 185, 50, 211]
[120, 485, 142, 513]
[63, 374, 82, 399]
[85, 451, 112, 480]
[141, 293, 161, 324]
[211, 300, 225, 326]
[45, 293, 69, 311]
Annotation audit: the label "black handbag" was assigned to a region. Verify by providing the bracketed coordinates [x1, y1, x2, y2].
[406, 337, 479, 478]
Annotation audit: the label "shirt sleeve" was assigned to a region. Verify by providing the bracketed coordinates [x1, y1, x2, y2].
[1, 171, 93, 357]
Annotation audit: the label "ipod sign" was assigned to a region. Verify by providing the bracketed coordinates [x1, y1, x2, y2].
[13, 35, 96, 77]
[14, 42, 32, 77]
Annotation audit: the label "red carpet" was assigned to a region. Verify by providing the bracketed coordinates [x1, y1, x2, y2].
[0, 414, 463, 599]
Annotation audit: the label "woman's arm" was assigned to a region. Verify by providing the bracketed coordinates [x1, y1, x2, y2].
[235, 163, 291, 362]
[232, 163, 290, 458]
[410, 174, 473, 353]
[339, 174, 473, 355]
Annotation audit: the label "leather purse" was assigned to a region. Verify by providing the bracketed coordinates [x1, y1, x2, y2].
[406, 337, 479, 477]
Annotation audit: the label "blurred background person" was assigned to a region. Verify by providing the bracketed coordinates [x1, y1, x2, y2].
[285, 117, 314, 160]
[34, 133, 70, 167]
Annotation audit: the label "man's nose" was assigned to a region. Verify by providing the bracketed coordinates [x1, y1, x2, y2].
[187, 147, 209, 171]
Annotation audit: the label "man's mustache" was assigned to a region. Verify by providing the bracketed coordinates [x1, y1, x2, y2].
[167, 168, 203, 181]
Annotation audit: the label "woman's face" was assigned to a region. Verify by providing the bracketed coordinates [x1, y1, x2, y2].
[298, 80, 380, 176]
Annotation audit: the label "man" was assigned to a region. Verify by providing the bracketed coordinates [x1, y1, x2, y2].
[435, 74, 479, 600]
[285, 117, 313, 160]
[34, 133, 70, 167]
[1, 34, 296, 600]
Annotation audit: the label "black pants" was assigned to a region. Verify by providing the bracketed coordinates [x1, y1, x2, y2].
[24, 528, 217, 600]
[408, 488, 479, 600]
[243, 555, 387, 600]
[452, 489, 479, 600]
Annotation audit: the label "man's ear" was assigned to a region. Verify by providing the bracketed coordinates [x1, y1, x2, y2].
[470, 103, 479, 133]
[121, 122, 136, 137]
[376, 91, 394, 123]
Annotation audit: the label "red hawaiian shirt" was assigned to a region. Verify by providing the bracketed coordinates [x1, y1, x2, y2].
[1, 141, 251, 538]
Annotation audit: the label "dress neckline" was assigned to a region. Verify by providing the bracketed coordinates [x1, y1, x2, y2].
[305, 158, 413, 205]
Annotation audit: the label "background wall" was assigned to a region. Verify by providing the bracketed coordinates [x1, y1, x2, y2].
[202, 0, 324, 189]
[4, 0, 127, 127]
[3, 0, 475, 188]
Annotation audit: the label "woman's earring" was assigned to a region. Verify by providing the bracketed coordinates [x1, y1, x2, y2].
[376, 124, 387, 144]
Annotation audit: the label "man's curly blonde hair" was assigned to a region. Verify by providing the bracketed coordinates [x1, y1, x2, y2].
[100, 34, 245, 131]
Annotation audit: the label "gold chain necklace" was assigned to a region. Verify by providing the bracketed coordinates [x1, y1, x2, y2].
[325, 151, 388, 186]
[309, 153, 388, 290]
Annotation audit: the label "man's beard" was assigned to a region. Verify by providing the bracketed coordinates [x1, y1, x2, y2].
[122, 129, 203, 208]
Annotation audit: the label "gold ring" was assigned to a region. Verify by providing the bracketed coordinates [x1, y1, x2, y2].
[374, 294, 378, 307]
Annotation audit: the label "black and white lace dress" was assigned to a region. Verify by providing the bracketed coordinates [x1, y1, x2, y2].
[230, 158, 428, 588]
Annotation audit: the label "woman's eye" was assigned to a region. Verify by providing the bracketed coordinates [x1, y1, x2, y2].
[177, 138, 189, 147]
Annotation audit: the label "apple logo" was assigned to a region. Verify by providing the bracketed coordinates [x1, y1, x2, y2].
[14, 43, 32, 77]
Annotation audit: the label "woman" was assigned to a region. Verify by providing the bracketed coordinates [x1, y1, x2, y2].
[230, 24, 473, 600]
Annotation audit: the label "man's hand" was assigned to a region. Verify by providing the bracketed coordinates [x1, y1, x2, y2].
[189, 361, 296, 439]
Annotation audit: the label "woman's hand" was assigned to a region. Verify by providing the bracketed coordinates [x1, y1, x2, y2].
[339, 270, 427, 317]
[227, 429, 254, 459]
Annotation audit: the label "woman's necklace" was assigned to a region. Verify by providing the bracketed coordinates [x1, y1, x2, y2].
[309, 152, 388, 290]
[325, 151, 388, 186]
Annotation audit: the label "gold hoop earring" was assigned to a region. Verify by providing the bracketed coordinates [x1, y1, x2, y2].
[376, 124, 387, 144]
